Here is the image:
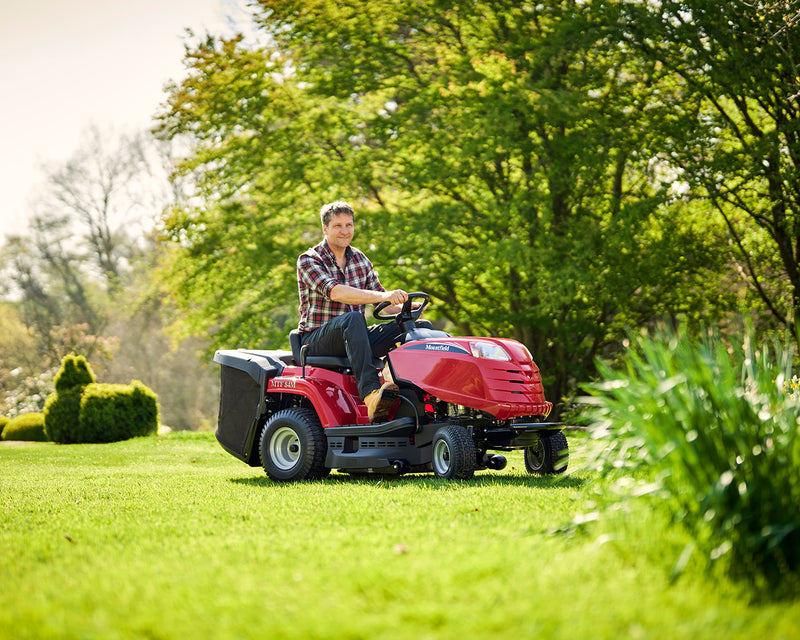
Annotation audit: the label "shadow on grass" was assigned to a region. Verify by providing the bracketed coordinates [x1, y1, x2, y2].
[229, 472, 587, 490]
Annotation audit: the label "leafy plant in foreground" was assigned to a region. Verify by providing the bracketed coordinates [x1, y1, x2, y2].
[583, 326, 800, 597]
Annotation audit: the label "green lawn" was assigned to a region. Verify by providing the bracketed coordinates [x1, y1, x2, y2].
[1, 432, 798, 639]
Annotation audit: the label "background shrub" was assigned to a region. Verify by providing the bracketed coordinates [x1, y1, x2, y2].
[44, 389, 84, 444]
[54, 355, 95, 392]
[44, 355, 96, 444]
[1, 412, 47, 442]
[584, 325, 800, 597]
[0, 415, 9, 439]
[78, 380, 159, 443]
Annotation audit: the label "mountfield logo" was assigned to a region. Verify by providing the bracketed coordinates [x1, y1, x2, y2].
[425, 344, 451, 351]
[408, 342, 469, 354]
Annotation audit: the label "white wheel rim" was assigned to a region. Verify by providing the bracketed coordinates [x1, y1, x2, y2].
[433, 438, 451, 476]
[270, 426, 301, 471]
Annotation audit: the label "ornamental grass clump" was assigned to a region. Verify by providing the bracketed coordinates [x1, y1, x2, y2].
[583, 326, 800, 598]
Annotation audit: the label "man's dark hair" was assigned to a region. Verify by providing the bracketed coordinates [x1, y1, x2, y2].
[320, 201, 355, 227]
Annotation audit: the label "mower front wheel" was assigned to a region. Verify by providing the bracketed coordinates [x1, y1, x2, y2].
[260, 408, 330, 482]
[524, 430, 568, 475]
[432, 425, 476, 480]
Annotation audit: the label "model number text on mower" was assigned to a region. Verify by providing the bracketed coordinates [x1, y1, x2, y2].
[271, 378, 296, 389]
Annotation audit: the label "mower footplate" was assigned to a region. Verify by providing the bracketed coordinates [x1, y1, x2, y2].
[324, 417, 429, 471]
[483, 422, 565, 450]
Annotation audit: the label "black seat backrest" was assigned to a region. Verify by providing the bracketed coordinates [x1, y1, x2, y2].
[289, 330, 384, 371]
[289, 330, 352, 370]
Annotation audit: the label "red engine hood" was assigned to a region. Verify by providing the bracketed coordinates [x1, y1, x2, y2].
[388, 337, 552, 420]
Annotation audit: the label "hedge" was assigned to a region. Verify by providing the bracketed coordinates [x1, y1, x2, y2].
[78, 380, 159, 443]
[44, 355, 96, 444]
[54, 354, 95, 392]
[1, 412, 47, 442]
[44, 355, 159, 444]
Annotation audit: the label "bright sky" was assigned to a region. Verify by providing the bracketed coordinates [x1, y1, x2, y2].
[0, 0, 246, 238]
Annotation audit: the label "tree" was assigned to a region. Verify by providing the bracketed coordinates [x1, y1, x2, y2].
[0, 127, 218, 429]
[155, 1, 742, 409]
[38, 124, 158, 290]
[604, 0, 800, 336]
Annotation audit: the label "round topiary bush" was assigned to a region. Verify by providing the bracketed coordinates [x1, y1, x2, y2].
[1, 412, 47, 442]
[0, 415, 9, 439]
[78, 380, 159, 443]
[44, 355, 96, 444]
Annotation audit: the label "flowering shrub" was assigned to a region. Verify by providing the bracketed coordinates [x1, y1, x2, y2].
[0, 369, 56, 419]
[783, 375, 800, 400]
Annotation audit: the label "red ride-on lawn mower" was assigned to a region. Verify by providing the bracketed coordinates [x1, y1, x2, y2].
[213, 293, 568, 481]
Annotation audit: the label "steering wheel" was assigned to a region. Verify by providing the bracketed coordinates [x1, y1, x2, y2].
[373, 292, 430, 326]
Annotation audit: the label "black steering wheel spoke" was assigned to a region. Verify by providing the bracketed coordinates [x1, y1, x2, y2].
[373, 292, 429, 324]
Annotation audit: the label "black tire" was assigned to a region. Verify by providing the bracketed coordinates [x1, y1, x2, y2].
[431, 425, 476, 480]
[259, 408, 330, 482]
[524, 430, 568, 475]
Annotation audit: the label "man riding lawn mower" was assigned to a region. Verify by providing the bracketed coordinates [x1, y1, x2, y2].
[213, 201, 567, 481]
[213, 292, 568, 481]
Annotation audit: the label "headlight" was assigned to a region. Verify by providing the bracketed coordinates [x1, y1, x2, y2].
[469, 341, 511, 361]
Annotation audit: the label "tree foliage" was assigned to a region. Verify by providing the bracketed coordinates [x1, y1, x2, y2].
[605, 0, 800, 332]
[155, 0, 789, 408]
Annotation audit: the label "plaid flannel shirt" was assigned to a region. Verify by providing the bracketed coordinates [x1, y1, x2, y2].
[297, 240, 385, 332]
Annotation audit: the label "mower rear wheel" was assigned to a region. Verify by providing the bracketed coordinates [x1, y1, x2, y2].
[432, 425, 476, 480]
[260, 408, 330, 482]
[524, 430, 568, 475]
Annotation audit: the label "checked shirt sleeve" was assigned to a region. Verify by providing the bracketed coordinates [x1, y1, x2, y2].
[298, 251, 339, 298]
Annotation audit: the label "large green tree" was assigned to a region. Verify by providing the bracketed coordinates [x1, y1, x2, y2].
[156, 1, 738, 409]
[604, 0, 800, 335]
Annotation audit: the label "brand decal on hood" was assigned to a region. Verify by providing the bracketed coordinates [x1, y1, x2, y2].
[407, 342, 470, 355]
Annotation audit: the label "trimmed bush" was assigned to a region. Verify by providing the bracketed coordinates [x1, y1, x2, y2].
[0, 415, 9, 439]
[44, 388, 84, 444]
[43, 354, 159, 444]
[584, 325, 800, 598]
[78, 380, 159, 443]
[1, 412, 47, 442]
[44, 355, 96, 444]
[54, 354, 95, 392]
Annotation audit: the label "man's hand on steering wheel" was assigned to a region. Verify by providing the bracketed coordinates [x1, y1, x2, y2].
[383, 289, 409, 307]
[374, 292, 430, 324]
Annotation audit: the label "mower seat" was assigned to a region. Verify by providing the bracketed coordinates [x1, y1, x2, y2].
[289, 330, 350, 369]
[289, 330, 384, 371]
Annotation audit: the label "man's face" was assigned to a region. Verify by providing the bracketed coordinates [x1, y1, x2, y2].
[323, 212, 354, 252]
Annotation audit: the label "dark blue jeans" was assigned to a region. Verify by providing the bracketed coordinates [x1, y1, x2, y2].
[301, 311, 433, 399]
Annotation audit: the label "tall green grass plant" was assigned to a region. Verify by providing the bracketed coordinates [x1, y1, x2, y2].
[584, 325, 800, 597]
